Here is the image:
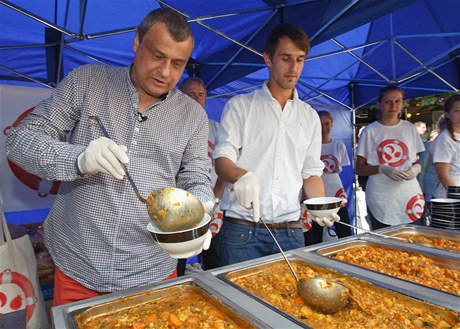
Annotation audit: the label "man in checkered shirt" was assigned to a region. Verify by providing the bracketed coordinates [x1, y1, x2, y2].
[6, 8, 214, 305]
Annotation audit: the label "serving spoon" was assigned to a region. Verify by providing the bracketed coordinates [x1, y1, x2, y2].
[335, 222, 416, 243]
[259, 217, 349, 314]
[89, 116, 204, 231]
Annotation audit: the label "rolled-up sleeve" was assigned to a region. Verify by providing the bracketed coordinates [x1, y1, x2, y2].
[213, 98, 244, 163]
[301, 110, 324, 179]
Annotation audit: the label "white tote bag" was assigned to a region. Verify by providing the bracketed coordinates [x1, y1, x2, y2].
[0, 195, 50, 329]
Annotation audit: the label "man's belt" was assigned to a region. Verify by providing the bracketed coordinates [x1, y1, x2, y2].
[223, 216, 303, 229]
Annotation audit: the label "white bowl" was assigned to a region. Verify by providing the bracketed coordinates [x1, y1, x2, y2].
[303, 197, 342, 218]
[303, 197, 342, 210]
[147, 214, 210, 259]
[305, 207, 340, 218]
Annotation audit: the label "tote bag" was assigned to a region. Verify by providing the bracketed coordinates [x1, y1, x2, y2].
[0, 195, 50, 329]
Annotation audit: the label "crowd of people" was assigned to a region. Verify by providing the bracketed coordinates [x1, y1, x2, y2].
[5, 7, 459, 308]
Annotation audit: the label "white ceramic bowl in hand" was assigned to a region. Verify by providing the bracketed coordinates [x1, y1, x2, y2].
[147, 214, 211, 259]
[303, 197, 342, 218]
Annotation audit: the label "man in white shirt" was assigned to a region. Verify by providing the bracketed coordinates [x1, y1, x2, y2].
[178, 77, 224, 272]
[213, 23, 339, 266]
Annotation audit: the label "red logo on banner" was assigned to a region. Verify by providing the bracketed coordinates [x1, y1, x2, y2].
[321, 154, 339, 173]
[377, 139, 409, 167]
[4, 107, 61, 197]
[0, 269, 37, 323]
[405, 194, 425, 222]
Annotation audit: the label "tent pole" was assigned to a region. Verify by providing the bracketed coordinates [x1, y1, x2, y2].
[349, 82, 358, 233]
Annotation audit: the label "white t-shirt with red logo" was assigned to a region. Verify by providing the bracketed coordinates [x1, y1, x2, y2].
[321, 139, 350, 199]
[357, 120, 425, 225]
[432, 129, 460, 198]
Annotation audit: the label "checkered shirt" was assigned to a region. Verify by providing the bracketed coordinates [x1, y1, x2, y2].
[6, 64, 214, 292]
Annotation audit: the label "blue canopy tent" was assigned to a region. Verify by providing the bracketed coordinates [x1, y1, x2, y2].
[1, 0, 459, 224]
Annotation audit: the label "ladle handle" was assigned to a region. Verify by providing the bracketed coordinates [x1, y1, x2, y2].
[89, 116, 147, 204]
[259, 217, 299, 281]
[337, 221, 412, 243]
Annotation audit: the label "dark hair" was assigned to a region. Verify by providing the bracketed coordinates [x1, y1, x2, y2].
[444, 93, 460, 142]
[317, 110, 333, 123]
[137, 8, 193, 44]
[179, 77, 206, 91]
[377, 86, 405, 102]
[264, 23, 310, 58]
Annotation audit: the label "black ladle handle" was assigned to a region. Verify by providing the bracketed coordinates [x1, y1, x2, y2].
[89, 115, 147, 205]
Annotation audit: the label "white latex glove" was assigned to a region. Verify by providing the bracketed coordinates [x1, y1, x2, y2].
[403, 163, 421, 180]
[308, 212, 341, 227]
[379, 164, 408, 181]
[233, 172, 260, 222]
[202, 230, 212, 250]
[202, 200, 216, 214]
[77, 137, 129, 179]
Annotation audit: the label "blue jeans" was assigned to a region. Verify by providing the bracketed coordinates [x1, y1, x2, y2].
[215, 221, 305, 266]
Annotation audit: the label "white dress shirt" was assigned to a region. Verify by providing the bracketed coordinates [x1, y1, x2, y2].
[214, 82, 323, 223]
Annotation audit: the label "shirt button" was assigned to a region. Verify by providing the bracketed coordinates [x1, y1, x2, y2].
[132, 140, 137, 145]
[132, 103, 136, 108]
[134, 127, 140, 132]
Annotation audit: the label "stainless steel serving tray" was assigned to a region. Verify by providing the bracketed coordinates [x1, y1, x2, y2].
[215, 254, 459, 328]
[72, 282, 257, 329]
[312, 238, 459, 297]
[52, 275, 275, 329]
[374, 225, 460, 258]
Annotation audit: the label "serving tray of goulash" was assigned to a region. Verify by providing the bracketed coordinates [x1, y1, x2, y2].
[375, 225, 460, 256]
[70, 281, 260, 329]
[217, 257, 459, 329]
[315, 239, 460, 297]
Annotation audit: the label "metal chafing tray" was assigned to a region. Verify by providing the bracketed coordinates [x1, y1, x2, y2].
[312, 238, 460, 297]
[215, 254, 459, 328]
[374, 225, 460, 257]
[52, 275, 283, 329]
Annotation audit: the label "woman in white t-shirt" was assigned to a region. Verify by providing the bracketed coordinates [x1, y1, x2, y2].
[356, 86, 425, 229]
[305, 111, 351, 244]
[432, 94, 460, 198]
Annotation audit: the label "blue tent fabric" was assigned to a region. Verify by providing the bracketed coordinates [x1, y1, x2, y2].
[2, 0, 421, 98]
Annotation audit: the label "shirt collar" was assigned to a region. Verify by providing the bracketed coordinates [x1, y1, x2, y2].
[262, 80, 299, 101]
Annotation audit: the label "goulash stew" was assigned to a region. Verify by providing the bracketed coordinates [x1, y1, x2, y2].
[76, 287, 255, 329]
[401, 234, 460, 252]
[331, 246, 460, 295]
[230, 261, 459, 329]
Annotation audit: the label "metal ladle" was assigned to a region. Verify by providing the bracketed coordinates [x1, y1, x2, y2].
[89, 116, 204, 231]
[259, 218, 349, 314]
[335, 222, 415, 243]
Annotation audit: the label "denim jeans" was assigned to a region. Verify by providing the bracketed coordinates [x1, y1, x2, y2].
[215, 221, 305, 266]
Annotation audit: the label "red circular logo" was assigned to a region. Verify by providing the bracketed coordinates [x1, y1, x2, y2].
[377, 139, 409, 167]
[335, 187, 347, 200]
[405, 194, 425, 222]
[4, 107, 61, 197]
[321, 154, 339, 173]
[0, 269, 37, 323]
